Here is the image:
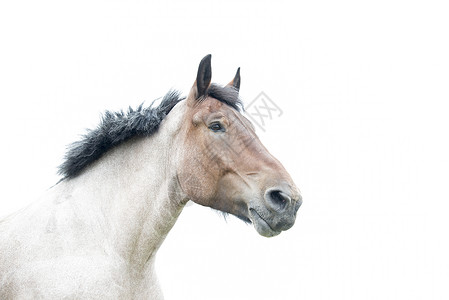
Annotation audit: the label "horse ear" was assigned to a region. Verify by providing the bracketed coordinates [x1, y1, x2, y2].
[195, 54, 212, 99]
[227, 67, 241, 92]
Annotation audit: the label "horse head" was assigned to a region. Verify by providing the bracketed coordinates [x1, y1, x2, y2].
[177, 55, 302, 237]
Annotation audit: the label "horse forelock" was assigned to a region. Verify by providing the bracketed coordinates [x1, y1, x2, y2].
[202, 83, 244, 112]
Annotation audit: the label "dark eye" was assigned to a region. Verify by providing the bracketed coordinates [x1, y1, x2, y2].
[209, 122, 225, 132]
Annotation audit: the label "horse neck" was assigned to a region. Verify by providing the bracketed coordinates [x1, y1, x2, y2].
[61, 101, 188, 269]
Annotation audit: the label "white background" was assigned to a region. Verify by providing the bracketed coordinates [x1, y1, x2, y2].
[1, 1, 448, 299]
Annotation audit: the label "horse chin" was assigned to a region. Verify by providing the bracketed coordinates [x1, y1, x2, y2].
[248, 208, 282, 238]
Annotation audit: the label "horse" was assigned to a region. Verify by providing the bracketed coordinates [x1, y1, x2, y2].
[0, 55, 302, 299]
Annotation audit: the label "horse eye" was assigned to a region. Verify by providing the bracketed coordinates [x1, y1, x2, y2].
[209, 122, 225, 132]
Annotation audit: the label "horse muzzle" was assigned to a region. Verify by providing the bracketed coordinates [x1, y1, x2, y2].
[248, 185, 302, 237]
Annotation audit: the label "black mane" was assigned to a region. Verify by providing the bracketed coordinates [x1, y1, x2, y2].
[58, 84, 243, 179]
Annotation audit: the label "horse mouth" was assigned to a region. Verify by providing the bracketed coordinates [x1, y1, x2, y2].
[248, 208, 281, 237]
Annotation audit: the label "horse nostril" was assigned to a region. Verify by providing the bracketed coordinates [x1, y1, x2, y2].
[267, 190, 291, 210]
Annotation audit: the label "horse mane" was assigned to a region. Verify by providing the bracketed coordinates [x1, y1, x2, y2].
[58, 84, 243, 179]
